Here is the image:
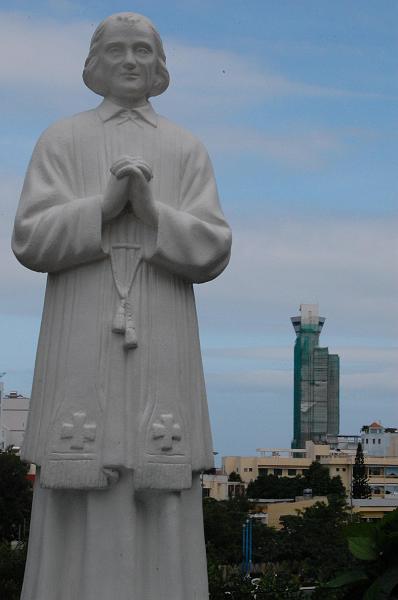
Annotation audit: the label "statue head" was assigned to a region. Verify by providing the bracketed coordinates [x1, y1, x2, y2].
[83, 12, 170, 105]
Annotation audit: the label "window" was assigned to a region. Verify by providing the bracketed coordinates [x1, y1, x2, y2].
[202, 488, 210, 498]
[342, 468, 346, 472]
[373, 439, 375, 444]
[378, 439, 381, 444]
[287, 469, 296, 476]
[258, 468, 268, 476]
[336, 468, 340, 472]
[248, 467, 253, 472]
[273, 468, 282, 476]
[228, 484, 245, 498]
[385, 467, 398, 478]
[366, 439, 368, 444]
[369, 466, 382, 476]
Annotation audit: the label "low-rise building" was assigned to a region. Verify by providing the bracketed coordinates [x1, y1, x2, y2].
[248, 495, 398, 529]
[352, 497, 398, 522]
[248, 496, 328, 529]
[0, 387, 30, 451]
[201, 472, 245, 500]
[223, 422, 398, 502]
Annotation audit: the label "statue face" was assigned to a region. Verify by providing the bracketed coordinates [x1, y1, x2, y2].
[98, 20, 158, 105]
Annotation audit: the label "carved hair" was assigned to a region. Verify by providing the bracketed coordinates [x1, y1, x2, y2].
[83, 12, 170, 98]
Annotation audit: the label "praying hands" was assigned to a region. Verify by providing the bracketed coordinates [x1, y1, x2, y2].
[102, 155, 159, 228]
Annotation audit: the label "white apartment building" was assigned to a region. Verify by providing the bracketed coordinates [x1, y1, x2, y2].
[0, 383, 30, 450]
[361, 421, 398, 458]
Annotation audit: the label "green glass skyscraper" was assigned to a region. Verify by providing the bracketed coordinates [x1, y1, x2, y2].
[291, 304, 339, 448]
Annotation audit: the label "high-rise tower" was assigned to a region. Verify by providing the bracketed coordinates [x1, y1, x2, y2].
[291, 304, 339, 448]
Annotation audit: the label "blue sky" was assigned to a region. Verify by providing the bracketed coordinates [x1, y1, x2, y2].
[0, 1, 397, 459]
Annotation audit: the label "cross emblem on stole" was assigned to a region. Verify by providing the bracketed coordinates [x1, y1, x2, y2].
[151, 414, 182, 451]
[60, 411, 97, 450]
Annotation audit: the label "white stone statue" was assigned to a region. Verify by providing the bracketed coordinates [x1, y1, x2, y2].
[12, 12, 231, 600]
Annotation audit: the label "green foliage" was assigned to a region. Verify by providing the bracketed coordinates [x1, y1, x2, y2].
[247, 473, 303, 499]
[207, 565, 305, 600]
[311, 583, 352, 599]
[204, 493, 354, 592]
[0, 450, 33, 543]
[303, 461, 346, 498]
[363, 567, 398, 599]
[246, 461, 345, 500]
[228, 471, 242, 482]
[207, 563, 254, 599]
[255, 565, 304, 599]
[203, 496, 285, 566]
[277, 497, 354, 584]
[352, 442, 372, 499]
[326, 509, 398, 598]
[203, 497, 251, 564]
[0, 542, 27, 600]
[348, 532, 377, 562]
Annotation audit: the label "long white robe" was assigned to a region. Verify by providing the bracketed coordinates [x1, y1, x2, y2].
[13, 99, 231, 599]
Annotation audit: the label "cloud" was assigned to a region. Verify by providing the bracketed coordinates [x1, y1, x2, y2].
[204, 346, 398, 393]
[0, 14, 92, 90]
[196, 214, 398, 342]
[0, 173, 46, 315]
[205, 345, 398, 366]
[0, 12, 376, 118]
[164, 40, 380, 106]
[199, 126, 343, 169]
[0, 12, 379, 172]
[0, 173, 23, 223]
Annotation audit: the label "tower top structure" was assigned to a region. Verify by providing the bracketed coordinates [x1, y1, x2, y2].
[291, 303, 325, 335]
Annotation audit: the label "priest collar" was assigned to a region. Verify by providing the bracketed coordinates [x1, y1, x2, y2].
[96, 99, 158, 128]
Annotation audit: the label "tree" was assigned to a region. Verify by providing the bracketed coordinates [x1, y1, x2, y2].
[255, 565, 305, 599]
[207, 566, 254, 600]
[0, 450, 32, 600]
[203, 491, 356, 592]
[325, 508, 398, 598]
[303, 461, 345, 498]
[203, 497, 250, 564]
[246, 462, 346, 500]
[0, 542, 27, 600]
[278, 497, 354, 585]
[247, 474, 303, 499]
[0, 449, 33, 543]
[228, 471, 242, 482]
[352, 442, 371, 499]
[203, 496, 281, 566]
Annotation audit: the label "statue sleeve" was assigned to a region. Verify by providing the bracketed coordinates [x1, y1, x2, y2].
[12, 122, 106, 273]
[145, 138, 232, 284]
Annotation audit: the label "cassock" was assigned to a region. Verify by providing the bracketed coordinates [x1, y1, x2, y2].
[12, 99, 231, 600]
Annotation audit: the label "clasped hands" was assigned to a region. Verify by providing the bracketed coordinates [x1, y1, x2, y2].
[101, 156, 159, 228]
